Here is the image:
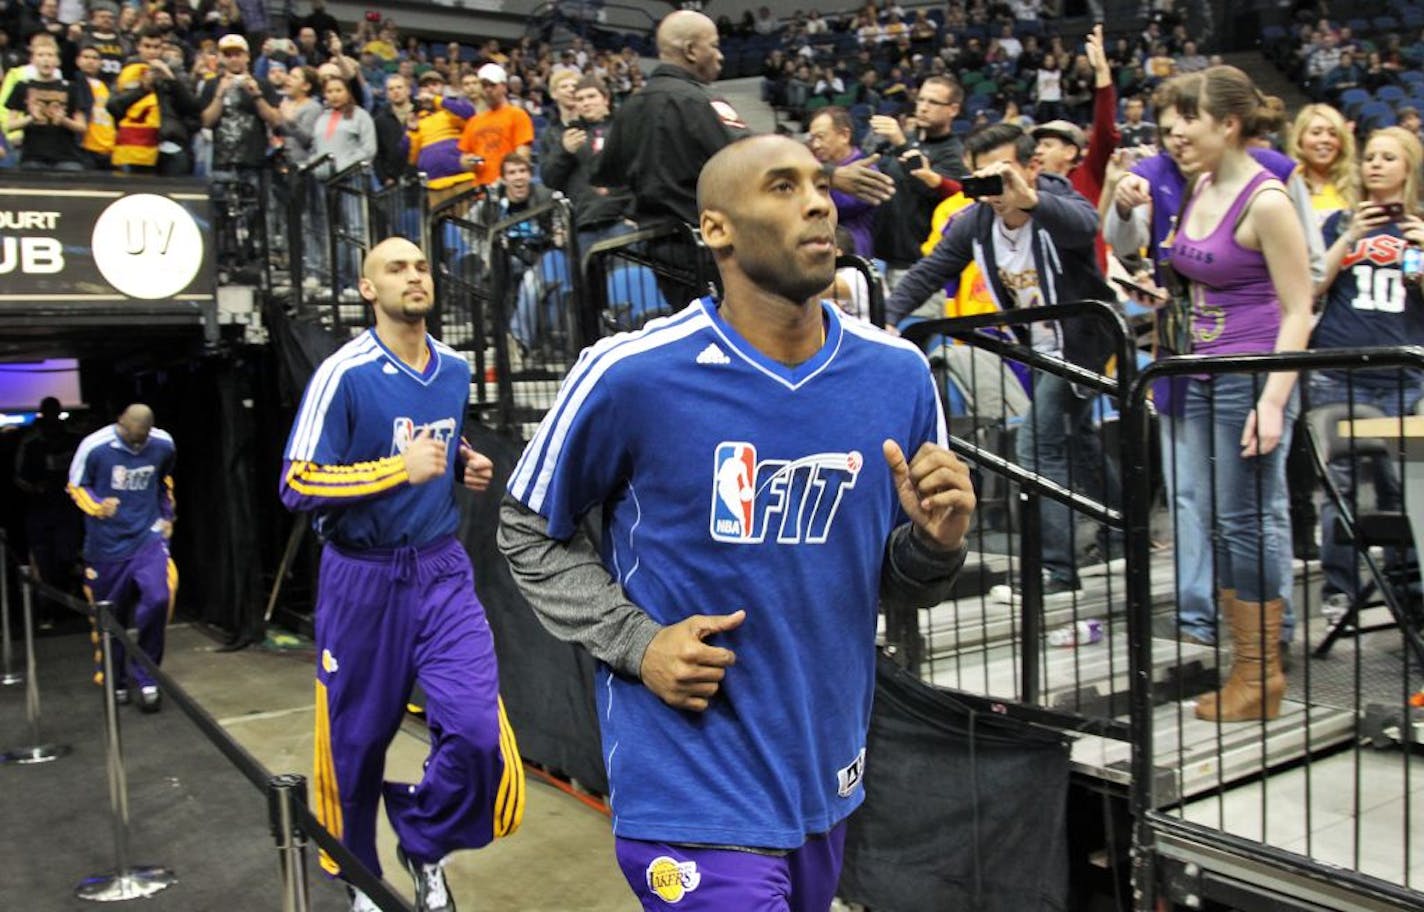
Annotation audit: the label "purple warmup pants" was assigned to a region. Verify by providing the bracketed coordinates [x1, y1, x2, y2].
[312, 535, 523, 880]
[614, 822, 848, 911]
[85, 534, 176, 691]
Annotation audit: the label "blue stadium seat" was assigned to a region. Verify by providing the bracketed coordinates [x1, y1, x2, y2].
[952, 118, 971, 135]
[1262, 25, 1286, 43]
[1400, 69, 1424, 85]
[1377, 84, 1407, 103]
[1374, 15, 1401, 31]
[1347, 17, 1372, 33]
[1339, 87, 1372, 117]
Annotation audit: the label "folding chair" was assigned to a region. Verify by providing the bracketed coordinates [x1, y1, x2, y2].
[1305, 403, 1424, 665]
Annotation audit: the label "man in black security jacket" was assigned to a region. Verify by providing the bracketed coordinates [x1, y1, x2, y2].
[594, 9, 894, 232]
[887, 123, 1118, 596]
[592, 9, 748, 230]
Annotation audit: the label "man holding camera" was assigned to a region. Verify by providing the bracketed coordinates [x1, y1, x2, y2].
[886, 123, 1118, 597]
[868, 75, 969, 292]
[199, 34, 283, 173]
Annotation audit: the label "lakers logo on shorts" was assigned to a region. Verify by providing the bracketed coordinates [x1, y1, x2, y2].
[645, 856, 700, 904]
[320, 649, 339, 674]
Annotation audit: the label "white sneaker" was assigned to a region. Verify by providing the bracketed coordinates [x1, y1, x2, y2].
[348, 886, 380, 912]
[1322, 592, 1351, 623]
[398, 845, 454, 911]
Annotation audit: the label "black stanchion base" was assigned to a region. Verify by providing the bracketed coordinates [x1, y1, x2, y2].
[75, 865, 178, 901]
[0, 742, 71, 764]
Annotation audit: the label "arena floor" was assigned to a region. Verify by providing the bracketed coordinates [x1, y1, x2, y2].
[0, 623, 635, 911]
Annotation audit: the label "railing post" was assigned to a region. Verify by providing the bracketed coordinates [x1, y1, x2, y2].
[0, 567, 70, 764]
[1018, 490, 1043, 705]
[1, 535, 23, 686]
[269, 774, 313, 912]
[75, 600, 176, 901]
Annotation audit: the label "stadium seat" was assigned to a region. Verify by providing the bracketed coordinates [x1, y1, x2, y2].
[1373, 15, 1401, 31]
[1400, 70, 1424, 86]
[1339, 87, 1371, 117]
[1377, 85, 1407, 103]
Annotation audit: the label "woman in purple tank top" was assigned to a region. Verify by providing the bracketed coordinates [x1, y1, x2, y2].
[1165, 67, 1314, 723]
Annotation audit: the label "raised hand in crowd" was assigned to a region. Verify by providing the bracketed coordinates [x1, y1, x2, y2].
[869, 112, 908, 148]
[832, 153, 896, 204]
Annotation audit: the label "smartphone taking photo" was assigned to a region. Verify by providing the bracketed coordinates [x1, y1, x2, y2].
[1113, 275, 1167, 301]
[962, 174, 1005, 198]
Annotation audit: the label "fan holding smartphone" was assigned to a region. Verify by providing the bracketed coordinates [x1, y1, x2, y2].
[1311, 126, 1424, 618]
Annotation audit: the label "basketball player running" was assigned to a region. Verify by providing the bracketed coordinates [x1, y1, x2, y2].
[68, 403, 177, 712]
[281, 237, 523, 912]
[500, 135, 974, 910]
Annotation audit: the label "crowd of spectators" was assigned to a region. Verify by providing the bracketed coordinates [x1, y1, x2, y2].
[0, 0, 649, 179]
[754, 0, 1215, 131]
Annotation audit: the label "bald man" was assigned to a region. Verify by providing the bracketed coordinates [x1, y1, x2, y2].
[68, 403, 177, 712]
[281, 237, 523, 912]
[501, 136, 973, 910]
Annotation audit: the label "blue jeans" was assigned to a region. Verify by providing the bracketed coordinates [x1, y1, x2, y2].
[1181, 374, 1299, 618]
[1309, 371, 1422, 599]
[508, 249, 571, 352]
[1015, 370, 1117, 584]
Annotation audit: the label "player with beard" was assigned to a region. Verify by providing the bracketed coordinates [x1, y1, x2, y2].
[281, 237, 524, 912]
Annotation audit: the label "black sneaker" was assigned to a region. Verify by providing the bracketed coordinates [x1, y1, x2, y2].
[114, 687, 131, 706]
[397, 844, 455, 912]
[138, 686, 162, 714]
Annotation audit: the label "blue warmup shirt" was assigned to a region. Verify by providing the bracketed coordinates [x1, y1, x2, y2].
[281, 330, 470, 550]
[507, 297, 947, 848]
[1314, 214, 1424, 386]
[68, 424, 176, 563]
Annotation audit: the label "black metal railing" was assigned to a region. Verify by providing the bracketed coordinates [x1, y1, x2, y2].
[1123, 346, 1424, 912]
[895, 300, 1138, 742]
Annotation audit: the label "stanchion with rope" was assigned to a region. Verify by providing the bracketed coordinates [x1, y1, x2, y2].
[74, 599, 177, 901]
[1, 531, 24, 686]
[0, 566, 70, 764]
[269, 774, 313, 912]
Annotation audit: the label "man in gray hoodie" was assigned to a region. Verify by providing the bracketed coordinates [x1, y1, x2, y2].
[886, 122, 1118, 597]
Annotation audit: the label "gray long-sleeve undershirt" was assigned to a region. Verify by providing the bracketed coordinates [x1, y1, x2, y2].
[497, 494, 966, 680]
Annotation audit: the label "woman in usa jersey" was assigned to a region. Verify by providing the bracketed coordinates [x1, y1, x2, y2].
[500, 135, 975, 911]
[1311, 126, 1424, 615]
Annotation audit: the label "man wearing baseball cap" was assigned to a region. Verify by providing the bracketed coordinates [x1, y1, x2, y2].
[456, 62, 533, 187]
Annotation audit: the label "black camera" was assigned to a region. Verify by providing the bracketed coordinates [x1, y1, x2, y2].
[961, 174, 1005, 198]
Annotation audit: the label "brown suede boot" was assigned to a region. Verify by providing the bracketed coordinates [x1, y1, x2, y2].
[1193, 589, 1236, 717]
[1195, 598, 1286, 722]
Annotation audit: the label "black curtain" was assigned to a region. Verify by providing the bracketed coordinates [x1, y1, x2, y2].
[839, 655, 1072, 912]
[458, 422, 608, 793]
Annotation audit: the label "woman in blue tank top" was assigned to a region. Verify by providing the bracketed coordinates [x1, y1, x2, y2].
[1311, 127, 1424, 615]
[1165, 66, 1314, 723]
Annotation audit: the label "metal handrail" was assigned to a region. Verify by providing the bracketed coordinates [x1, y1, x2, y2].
[1123, 344, 1424, 912]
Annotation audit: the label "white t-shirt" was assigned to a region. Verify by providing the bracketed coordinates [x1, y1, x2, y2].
[1036, 68, 1062, 102]
[992, 218, 1061, 354]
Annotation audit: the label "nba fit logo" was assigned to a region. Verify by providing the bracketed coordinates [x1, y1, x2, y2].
[709, 442, 863, 544]
[390, 417, 457, 456]
[110, 465, 155, 491]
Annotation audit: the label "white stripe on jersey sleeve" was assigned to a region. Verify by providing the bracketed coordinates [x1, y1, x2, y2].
[509, 308, 711, 513]
[68, 425, 117, 488]
[287, 335, 381, 461]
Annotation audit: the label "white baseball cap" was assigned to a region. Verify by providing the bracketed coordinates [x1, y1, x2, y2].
[476, 62, 507, 84]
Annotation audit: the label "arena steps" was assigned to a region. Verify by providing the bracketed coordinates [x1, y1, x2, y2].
[1071, 699, 1359, 804]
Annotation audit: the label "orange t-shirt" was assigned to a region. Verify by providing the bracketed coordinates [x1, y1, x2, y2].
[457, 104, 535, 186]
